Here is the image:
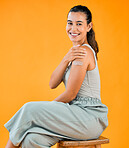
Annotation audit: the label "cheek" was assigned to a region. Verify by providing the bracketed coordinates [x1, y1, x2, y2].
[80, 27, 87, 35]
[66, 26, 70, 33]
[79, 26, 85, 32]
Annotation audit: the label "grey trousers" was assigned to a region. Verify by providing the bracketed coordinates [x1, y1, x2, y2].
[4, 97, 108, 148]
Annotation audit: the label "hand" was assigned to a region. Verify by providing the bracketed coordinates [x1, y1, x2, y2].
[63, 44, 87, 63]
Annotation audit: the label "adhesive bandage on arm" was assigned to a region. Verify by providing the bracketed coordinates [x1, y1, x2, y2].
[72, 60, 83, 65]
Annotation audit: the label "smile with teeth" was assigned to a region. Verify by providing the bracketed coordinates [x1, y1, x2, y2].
[70, 32, 80, 37]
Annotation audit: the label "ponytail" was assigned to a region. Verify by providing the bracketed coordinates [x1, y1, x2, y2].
[87, 28, 99, 60]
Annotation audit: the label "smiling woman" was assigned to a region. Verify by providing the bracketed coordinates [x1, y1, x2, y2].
[4, 5, 108, 148]
[66, 12, 91, 45]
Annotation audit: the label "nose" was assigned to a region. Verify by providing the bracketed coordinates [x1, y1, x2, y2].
[71, 24, 77, 32]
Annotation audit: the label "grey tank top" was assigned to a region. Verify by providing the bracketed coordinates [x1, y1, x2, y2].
[62, 43, 101, 100]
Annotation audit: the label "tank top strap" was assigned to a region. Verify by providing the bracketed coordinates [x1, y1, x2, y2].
[82, 44, 97, 63]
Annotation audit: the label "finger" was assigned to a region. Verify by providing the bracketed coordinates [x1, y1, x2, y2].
[73, 52, 86, 56]
[79, 47, 86, 50]
[72, 47, 86, 52]
[73, 44, 80, 47]
[72, 57, 84, 61]
[73, 49, 87, 54]
[74, 55, 86, 59]
[72, 45, 81, 50]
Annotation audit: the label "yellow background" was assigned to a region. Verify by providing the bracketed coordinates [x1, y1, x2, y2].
[0, 0, 129, 147]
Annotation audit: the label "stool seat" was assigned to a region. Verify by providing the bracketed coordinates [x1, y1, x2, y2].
[57, 136, 109, 148]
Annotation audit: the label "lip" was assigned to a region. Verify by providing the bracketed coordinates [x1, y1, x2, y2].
[70, 32, 80, 35]
[69, 32, 80, 37]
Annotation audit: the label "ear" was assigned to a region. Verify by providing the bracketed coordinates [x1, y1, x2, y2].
[87, 22, 93, 32]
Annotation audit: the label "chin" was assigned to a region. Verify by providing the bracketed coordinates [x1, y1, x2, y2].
[69, 36, 84, 43]
[70, 38, 82, 43]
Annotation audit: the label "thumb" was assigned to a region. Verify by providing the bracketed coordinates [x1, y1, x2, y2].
[73, 44, 80, 47]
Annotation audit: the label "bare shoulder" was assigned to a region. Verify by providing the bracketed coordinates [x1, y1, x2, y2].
[80, 45, 94, 58]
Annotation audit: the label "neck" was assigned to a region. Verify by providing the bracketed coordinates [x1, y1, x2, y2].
[72, 39, 89, 46]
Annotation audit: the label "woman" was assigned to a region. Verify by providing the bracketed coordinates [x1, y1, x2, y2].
[5, 5, 108, 148]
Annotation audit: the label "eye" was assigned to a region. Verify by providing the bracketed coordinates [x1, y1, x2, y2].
[77, 23, 82, 25]
[68, 22, 72, 25]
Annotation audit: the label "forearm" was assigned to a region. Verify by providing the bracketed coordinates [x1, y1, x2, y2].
[52, 90, 75, 103]
[49, 57, 69, 89]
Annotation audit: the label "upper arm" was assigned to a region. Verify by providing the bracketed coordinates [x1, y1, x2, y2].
[66, 47, 92, 99]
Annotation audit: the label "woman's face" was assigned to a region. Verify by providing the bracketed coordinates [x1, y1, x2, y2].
[66, 12, 92, 46]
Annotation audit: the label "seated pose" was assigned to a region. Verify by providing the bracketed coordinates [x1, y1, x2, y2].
[4, 5, 108, 148]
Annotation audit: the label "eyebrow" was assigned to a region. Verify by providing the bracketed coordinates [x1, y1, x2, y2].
[67, 20, 83, 23]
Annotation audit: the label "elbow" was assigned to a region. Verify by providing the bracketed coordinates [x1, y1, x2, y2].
[49, 82, 56, 89]
[49, 79, 57, 89]
[49, 85, 53, 89]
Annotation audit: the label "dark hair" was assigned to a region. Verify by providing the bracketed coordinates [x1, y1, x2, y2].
[67, 5, 99, 60]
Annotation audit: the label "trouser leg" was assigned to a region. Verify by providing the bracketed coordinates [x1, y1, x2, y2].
[5, 101, 90, 146]
[21, 133, 62, 148]
[5, 101, 106, 146]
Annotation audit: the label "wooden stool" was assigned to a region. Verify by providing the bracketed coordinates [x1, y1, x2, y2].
[57, 136, 109, 148]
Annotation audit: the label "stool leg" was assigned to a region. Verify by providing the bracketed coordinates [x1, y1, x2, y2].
[57, 145, 96, 148]
[95, 144, 101, 148]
